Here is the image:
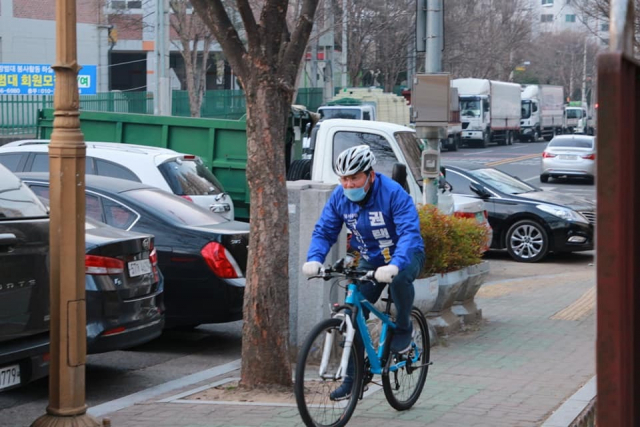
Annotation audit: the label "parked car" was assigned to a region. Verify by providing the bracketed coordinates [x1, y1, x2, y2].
[440, 169, 493, 251]
[0, 164, 50, 391]
[29, 182, 165, 354]
[0, 140, 235, 220]
[540, 135, 596, 184]
[442, 164, 595, 262]
[19, 173, 248, 328]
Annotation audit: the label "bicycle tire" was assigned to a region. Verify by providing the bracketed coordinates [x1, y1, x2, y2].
[382, 307, 430, 411]
[294, 317, 364, 427]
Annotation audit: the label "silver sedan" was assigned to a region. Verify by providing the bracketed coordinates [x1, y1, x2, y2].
[540, 135, 596, 184]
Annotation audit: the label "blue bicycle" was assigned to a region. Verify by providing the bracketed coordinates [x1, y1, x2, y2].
[294, 259, 431, 427]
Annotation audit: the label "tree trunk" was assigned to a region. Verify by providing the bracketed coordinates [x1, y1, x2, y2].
[240, 77, 293, 388]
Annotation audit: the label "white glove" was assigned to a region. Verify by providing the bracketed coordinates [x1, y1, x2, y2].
[375, 265, 399, 283]
[303, 261, 323, 277]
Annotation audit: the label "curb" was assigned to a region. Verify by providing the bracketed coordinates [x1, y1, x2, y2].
[88, 359, 241, 418]
[540, 376, 596, 427]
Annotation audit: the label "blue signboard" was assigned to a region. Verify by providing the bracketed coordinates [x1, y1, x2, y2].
[0, 64, 97, 95]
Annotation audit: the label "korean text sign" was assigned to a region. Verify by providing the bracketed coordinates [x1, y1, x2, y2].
[0, 64, 97, 95]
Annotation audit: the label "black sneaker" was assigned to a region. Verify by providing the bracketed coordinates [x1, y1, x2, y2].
[329, 381, 353, 401]
[390, 327, 414, 354]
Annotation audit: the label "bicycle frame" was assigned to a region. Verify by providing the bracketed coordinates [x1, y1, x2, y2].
[319, 280, 421, 381]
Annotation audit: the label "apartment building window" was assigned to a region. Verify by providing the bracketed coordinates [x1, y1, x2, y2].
[565, 14, 576, 23]
[541, 14, 554, 23]
[110, 0, 143, 9]
[541, 0, 553, 5]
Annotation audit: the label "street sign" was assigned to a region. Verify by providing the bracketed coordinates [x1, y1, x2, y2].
[0, 63, 97, 95]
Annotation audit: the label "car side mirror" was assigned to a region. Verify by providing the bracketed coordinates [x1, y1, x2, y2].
[469, 182, 490, 198]
[391, 163, 409, 193]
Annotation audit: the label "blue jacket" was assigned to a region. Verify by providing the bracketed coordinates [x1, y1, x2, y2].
[307, 173, 424, 270]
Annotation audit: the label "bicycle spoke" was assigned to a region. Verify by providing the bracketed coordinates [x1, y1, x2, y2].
[295, 318, 363, 427]
[382, 307, 430, 411]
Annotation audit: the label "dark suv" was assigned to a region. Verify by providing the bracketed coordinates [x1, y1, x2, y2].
[0, 164, 50, 391]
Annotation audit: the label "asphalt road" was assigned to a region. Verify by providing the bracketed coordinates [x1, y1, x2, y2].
[0, 138, 597, 426]
[442, 138, 596, 204]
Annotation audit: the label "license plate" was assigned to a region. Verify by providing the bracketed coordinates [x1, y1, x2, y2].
[559, 155, 577, 160]
[128, 259, 152, 277]
[0, 364, 21, 391]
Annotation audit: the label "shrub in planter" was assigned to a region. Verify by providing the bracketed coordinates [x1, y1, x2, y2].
[417, 204, 489, 278]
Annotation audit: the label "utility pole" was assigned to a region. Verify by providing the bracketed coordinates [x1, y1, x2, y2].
[155, 0, 171, 115]
[341, 0, 348, 88]
[31, 0, 99, 425]
[417, 0, 445, 206]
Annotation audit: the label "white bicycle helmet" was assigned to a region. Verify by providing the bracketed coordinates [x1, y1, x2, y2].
[335, 145, 376, 176]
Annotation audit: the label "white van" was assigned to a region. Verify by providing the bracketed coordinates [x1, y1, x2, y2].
[0, 140, 234, 220]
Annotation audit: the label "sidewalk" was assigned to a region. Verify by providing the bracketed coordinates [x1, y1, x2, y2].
[90, 268, 596, 427]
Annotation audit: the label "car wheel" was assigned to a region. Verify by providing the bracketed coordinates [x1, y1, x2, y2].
[506, 219, 549, 263]
[540, 174, 549, 183]
[450, 136, 458, 152]
[533, 129, 540, 142]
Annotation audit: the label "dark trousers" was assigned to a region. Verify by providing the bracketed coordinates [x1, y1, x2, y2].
[357, 250, 425, 333]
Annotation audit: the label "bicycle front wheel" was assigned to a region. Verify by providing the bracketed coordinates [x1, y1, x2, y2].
[382, 307, 430, 411]
[294, 318, 364, 427]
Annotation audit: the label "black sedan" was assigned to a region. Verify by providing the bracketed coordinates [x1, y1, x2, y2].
[83, 218, 164, 353]
[19, 173, 249, 328]
[442, 165, 595, 262]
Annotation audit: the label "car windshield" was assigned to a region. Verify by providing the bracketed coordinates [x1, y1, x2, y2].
[158, 157, 225, 196]
[521, 101, 531, 119]
[565, 109, 584, 119]
[548, 138, 594, 149]
[468, 168, 536, 195]
[460, 98, 481, 118]
[126, 188, 227, 226]
[0, 172, 49, 219]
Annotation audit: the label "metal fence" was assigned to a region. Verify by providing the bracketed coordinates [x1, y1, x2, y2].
[0, 91, 153, 136]
[172, 90, 247, 119]
[1, 87, 324, 136]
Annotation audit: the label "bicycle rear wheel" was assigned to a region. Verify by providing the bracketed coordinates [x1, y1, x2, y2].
[294, 318, 364, 427]
[382, 307, 430, 410]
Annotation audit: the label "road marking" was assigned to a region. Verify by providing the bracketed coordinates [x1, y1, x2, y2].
[88, 359, 241, 418]
[551, 286, 596, 321]
[484, 153, 540, 167]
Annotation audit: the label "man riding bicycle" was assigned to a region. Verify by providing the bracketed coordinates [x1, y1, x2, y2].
[302, 144, 426, 400]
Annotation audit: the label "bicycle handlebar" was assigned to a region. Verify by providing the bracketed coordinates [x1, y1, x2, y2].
[308, 261, 376, 282]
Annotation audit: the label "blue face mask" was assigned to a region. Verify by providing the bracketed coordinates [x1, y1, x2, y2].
[343, 174, 371, 202]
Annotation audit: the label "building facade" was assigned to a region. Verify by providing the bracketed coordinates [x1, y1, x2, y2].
[0, 0, 229, 95]
[530, 0, 608, 44]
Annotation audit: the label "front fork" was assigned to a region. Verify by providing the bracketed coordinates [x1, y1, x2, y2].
[318, 312, 355, 380]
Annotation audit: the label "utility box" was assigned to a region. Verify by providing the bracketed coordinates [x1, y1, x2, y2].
[412, 73, 451, 126]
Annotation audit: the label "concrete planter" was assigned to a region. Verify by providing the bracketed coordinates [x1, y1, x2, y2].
[426, 269, 469, 336]
[452, 261, 490, 325]
[454, 261, 490, 302]
[373, 275, 439, 344]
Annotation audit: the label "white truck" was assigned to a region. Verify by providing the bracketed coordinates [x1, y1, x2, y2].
[441, 87, 463, 152]
[519, 85, 564, 142]
[563, 104, 595, 135]
[452, 78, 521, 148]
[289, 119, 491, 237]
[317, 88, 411, 126]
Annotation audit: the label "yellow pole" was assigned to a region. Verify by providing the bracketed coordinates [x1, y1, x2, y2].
[31, 0, 100, 424]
